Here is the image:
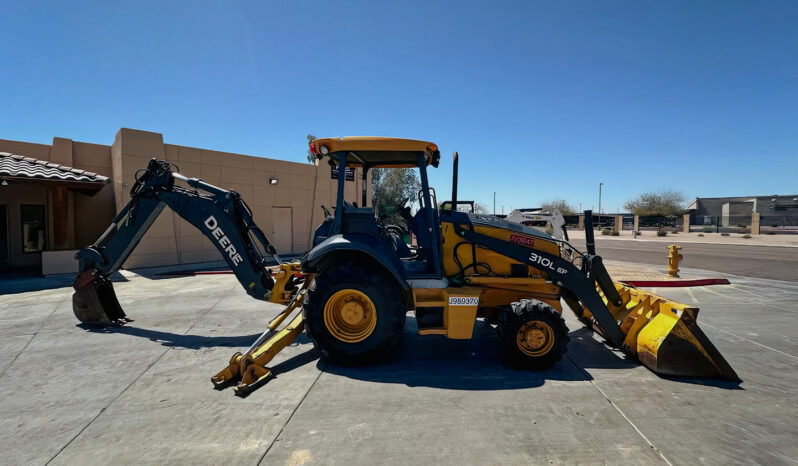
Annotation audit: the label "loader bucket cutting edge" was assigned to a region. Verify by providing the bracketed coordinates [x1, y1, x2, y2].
[72, 270, 131, 326]
[582, 283, 740, 382]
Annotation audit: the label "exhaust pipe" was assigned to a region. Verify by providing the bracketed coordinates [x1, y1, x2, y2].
[72, 270, 132, 326]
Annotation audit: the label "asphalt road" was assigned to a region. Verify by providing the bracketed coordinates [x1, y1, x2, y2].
[570, 238, 798, 281]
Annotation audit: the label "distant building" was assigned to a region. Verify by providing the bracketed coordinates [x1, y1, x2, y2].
[688, 195, 798, 227]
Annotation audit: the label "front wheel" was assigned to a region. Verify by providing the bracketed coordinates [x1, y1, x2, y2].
[500, 299, 569, 370]
[303, 261, 406, 364]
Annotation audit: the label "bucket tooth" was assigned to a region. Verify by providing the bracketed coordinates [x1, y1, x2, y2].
[72, 270, 130, 326]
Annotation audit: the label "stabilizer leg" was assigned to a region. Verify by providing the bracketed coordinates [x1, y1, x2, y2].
[211, 288, 308, 396]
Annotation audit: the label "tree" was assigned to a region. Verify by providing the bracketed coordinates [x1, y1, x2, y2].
[371, 168, 421, 219]
[473, 203, 489, 214]
[623, 190, 686, 217]
[541, 199, 575, 215]
[306, 134, 317, 164]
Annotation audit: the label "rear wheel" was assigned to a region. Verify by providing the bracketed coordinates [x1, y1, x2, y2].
[500, 299, 569, 370]
[303, 261, 406, 364]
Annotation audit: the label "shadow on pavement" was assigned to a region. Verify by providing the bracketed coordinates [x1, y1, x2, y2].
[78, 317, 742, 391]
[78, 324, 264, 349]
[320, 318, 592, 391]
[567, 327, 743, 390]
[0, 271, 129, 295]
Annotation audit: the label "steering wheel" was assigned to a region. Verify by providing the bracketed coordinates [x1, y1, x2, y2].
[392, 196, 410, 215]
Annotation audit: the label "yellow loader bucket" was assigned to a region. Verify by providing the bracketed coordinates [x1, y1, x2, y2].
[580, 283, 740, 382]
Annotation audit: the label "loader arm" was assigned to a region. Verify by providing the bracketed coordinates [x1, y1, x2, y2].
[451, 214, 739, 381]
[72, 158, 281, 325]
[454, 224, 626, 346]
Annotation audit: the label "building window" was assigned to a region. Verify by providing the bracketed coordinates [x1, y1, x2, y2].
[21, 204, 46, 253]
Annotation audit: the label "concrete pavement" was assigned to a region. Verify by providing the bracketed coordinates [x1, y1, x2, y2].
[1, 267, 796, 465]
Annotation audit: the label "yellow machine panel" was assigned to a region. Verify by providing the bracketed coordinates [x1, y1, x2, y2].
[413, 287, 483, 339]
[441, 219, 561, 279]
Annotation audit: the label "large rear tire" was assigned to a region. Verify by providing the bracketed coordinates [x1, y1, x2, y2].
[500, 299, 569, 370]
[303, 261, 406, 364]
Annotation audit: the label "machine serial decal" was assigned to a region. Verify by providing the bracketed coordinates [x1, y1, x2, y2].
[449, 296, 480, 306]
[528, 252, 568, 275]
[509, 234, 535, 247]
[204, 216, 244, 266]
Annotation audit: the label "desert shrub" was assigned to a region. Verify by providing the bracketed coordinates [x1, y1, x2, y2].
[656, 230, 667, 237]
[742, 234, 752, 239]
[601, 228, 611, 235]
[611, 231, 619, 236]
[698, 234, 704, 237]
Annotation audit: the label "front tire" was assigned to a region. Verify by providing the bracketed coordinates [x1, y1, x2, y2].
[303, 261, 406, 364]
[500, 299, 569, 370]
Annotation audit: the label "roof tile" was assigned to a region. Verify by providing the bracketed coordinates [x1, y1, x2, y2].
[0, 152, 110, 184]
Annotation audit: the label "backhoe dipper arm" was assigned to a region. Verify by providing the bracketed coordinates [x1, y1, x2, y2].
[73, 159, 279, 325]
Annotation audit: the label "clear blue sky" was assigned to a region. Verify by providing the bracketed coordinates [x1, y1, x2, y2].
[2, 1, 796, 213]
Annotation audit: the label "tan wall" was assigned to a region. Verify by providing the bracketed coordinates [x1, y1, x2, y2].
[0, 138, 116, 271]
[0, 139, 52, 160]
[72, 141, 115, 247]
[1, 129, 371, 271]
[112, 128, 369, 269]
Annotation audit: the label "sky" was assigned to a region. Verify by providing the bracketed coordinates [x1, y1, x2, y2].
[1, 0, 796, 214]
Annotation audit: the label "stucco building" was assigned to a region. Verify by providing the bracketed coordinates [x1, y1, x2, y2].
[0, 128, 368, 274]
[688, 195, 798, 227]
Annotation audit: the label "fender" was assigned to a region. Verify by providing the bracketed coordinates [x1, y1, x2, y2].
[303, 233, 409, 292]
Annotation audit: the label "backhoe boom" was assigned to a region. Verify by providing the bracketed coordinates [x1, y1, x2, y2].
[72, 159, 280, 325]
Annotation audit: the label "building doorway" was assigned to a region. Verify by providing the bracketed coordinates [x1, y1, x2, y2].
[0, 205, 7, 266]
[270, 207, 293, 254]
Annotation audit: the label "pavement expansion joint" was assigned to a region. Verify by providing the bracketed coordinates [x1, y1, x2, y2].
[700, 321, 797, 361]
[44, 281, 239, 465]
[0, 296, 66, 379]
[564, 354, 674, 466]
[257, 360, 328, 465]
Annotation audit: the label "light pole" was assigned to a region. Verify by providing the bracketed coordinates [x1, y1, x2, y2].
[493, 192, 496, 215]
[598, 183, 603, 215]
[598, 182, 604, 228]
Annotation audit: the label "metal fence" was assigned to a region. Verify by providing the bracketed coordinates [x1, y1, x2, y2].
[687, 215, 798, 234]
[761, 215, 798, 233]
[561, 213, 798, 234]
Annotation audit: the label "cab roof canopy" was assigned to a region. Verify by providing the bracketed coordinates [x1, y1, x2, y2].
[310, 137, 440, 168]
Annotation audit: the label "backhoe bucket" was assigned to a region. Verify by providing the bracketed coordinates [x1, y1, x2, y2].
[580, 283, 740, 381]
[72, 270, 131, 326]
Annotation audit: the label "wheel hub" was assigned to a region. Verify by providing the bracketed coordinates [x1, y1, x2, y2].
[324, 289, 377, 343]
[340, 301, 365, 325]
[517, 321, 555, 357]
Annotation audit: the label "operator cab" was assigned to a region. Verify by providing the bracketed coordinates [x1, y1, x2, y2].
[308, 137, 442, 279]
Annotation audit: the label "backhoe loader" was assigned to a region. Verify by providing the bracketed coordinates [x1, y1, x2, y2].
[72, 137, 739, 396]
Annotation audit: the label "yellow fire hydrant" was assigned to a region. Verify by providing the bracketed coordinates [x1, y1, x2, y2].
[667, 244, 682, 277]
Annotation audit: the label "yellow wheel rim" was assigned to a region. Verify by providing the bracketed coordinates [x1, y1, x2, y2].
[516, 321, 555, 357]
[323, 289, 377, 343]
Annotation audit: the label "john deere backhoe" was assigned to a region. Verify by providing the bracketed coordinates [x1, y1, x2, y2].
[73, 137, 738, 396]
